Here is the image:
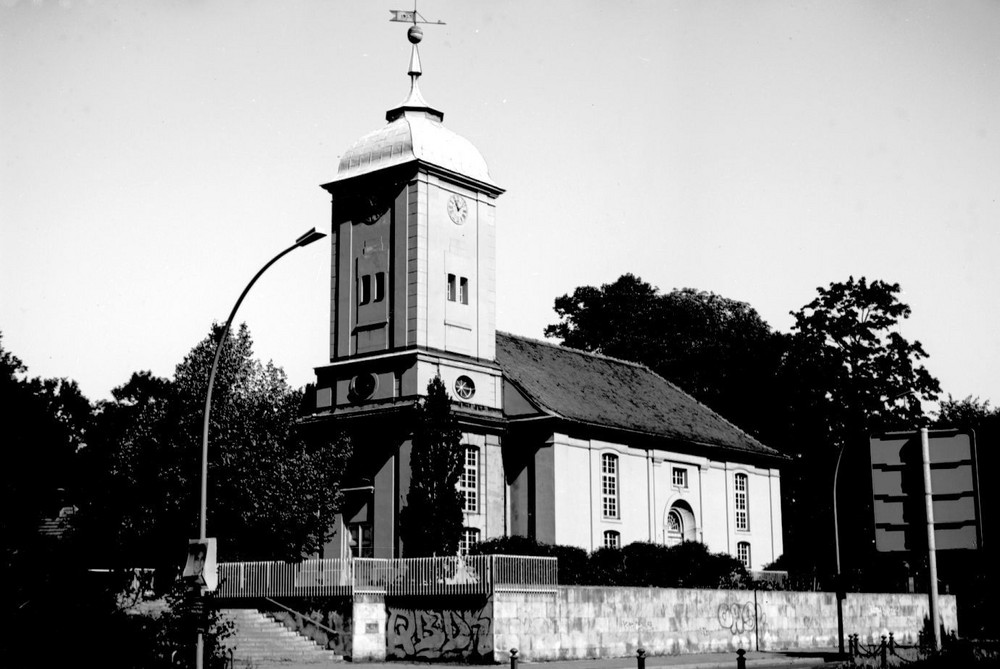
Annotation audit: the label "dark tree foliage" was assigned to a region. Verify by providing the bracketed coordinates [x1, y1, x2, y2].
[545, 274, 785, 439]
[471, 537, 746, 588]
[75, 323, 351, 568]
[400, 376, 464, 557]
[777, 277, 941, 582]
[931, 396, 999, 638]
[544, 274, 946, 588]
[471, 536, 590, 584]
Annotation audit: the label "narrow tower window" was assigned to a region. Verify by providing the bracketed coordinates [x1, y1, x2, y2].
[447, 273, 457, 302]
[359, 274, 371, 305]
[459, 277, 469, 304]
[374, 271, 386, 302]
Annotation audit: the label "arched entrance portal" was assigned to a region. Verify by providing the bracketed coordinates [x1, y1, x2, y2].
[664, 500, 697, 546]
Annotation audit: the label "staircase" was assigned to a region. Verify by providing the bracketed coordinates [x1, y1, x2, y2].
[220, 608, 343, 665]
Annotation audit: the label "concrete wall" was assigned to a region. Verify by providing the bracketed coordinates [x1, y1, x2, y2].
[492, 587, 958, 661]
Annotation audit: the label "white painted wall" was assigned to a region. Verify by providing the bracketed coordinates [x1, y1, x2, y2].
[547, 432, 784, 570]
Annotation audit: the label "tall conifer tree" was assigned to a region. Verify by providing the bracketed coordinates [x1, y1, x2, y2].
[400, 376, 464, 557]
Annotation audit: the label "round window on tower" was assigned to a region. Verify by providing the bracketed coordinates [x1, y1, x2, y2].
[350, 372, 378, 402]
[454, 375, 476, 400]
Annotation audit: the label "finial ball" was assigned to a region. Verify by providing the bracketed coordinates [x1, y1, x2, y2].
[407, 26, 423, 44]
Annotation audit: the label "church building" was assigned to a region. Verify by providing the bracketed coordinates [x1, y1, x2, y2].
[309, 24, 785, 571]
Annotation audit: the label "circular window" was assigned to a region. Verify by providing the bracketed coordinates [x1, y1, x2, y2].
[350, 372, 378, 401]
[454, 375, 476, 400]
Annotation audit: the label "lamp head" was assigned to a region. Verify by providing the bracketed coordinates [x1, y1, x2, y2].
[295, 227, 326, 247]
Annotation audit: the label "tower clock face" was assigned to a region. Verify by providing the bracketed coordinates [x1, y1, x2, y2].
[358, 194, 386, 225]
[447, 194, 469, 225]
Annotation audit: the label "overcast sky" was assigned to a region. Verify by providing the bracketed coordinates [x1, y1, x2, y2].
[2, 0, 998, 410]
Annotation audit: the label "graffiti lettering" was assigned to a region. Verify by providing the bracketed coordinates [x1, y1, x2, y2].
[718, 602, 764, 635]
[387, 600, 493, 660]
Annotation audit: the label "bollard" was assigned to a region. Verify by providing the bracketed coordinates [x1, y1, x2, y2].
[509, 648, 518, 669]
[880, 636, 888, 669]
[736, 648, 747, 669]
[636, 648, 646, 669]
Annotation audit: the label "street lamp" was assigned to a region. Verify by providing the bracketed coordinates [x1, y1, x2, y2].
[195, 226, 326, 668]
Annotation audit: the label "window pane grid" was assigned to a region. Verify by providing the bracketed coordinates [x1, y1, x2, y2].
[460, 447, 479, 513]
[735, 473, 749, 531]
[737, 541, 751, 569]
[601, 454, 618, 519]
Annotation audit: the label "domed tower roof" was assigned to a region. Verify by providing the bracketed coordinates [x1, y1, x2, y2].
[328, 25, 497, 188]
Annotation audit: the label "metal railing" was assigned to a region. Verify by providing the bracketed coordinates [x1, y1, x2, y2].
[492, 554, 558, 592]
[215, 555, 557, 599]
[216, 559, 351, 598]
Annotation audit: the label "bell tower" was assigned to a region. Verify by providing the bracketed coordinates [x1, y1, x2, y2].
[314, 22, 504, 416]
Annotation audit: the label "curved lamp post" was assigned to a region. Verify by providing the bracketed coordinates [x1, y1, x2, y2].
[195, 227, 325, 669]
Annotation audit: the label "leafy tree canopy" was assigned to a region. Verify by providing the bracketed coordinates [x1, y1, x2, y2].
[545, 274, 784, 438]
[75, 323, 351, 567]
[400, 376, 464, 557]
[787, 276, 940, 442]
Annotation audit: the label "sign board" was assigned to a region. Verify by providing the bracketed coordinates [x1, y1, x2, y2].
[182, 537, 218, 591]
[870, 430, 981, 552]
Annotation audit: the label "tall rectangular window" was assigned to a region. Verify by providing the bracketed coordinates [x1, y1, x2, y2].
[460, 446, 479, 513]
[459, 277, 469, 304]
[734, 473, 749, 531]
[348, 523, 373, 558]
[374, 271, 386, 302]
[359, 274, 371, 305]
[737, 541, 751, 569]
[601, 453, 619, 519]
[459, 528, 480, 555]
[447, 273, 457, 301]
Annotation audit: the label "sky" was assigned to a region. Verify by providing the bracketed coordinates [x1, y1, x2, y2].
[2, 0, 998, 410]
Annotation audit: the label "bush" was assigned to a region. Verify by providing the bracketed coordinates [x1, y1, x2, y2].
[471, 537, 748, 588]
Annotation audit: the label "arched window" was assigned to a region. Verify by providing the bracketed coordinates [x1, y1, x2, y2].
[459, 527, 480, 555]
[734, 473, 749, 531]
[603, 530, 621, 549]
[666, 509, 683, 539]
[459, 446, 479, 513]
[601, 453, 619, 519]
[737, 541, 751, 569]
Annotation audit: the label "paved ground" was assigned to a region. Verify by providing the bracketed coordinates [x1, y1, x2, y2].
[241, 648, 844, 669]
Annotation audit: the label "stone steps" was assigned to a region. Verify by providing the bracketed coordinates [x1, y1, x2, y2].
[220, 608, 343, 665]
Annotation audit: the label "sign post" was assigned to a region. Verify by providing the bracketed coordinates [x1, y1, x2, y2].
[918, 428, 941, 652]
[869, 429, 981, 652]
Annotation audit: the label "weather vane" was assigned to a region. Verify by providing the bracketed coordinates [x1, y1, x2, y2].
[389, 2, 446, 29]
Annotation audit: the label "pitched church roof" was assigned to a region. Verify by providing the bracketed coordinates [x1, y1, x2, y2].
[494, 331, 782, 459]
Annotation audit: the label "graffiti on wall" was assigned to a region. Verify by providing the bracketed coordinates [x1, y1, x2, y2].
[717, 600, 765, 636]
[387, 598, 493, 660]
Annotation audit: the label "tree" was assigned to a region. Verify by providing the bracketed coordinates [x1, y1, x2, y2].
[545, 274, 784, 438]
[931, 395, 999, 638]
[399, 376, 464, 557]
[75, 323, 351, 568]
[778, 277, 941, 582]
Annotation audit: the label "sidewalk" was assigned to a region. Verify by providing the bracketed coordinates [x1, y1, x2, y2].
[244, 647, 842, 669]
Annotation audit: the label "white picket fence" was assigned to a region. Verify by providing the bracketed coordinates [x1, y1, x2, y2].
[215, 554, 557, 599]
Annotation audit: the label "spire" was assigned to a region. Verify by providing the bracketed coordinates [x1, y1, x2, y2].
[386, 24, 444, 122]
